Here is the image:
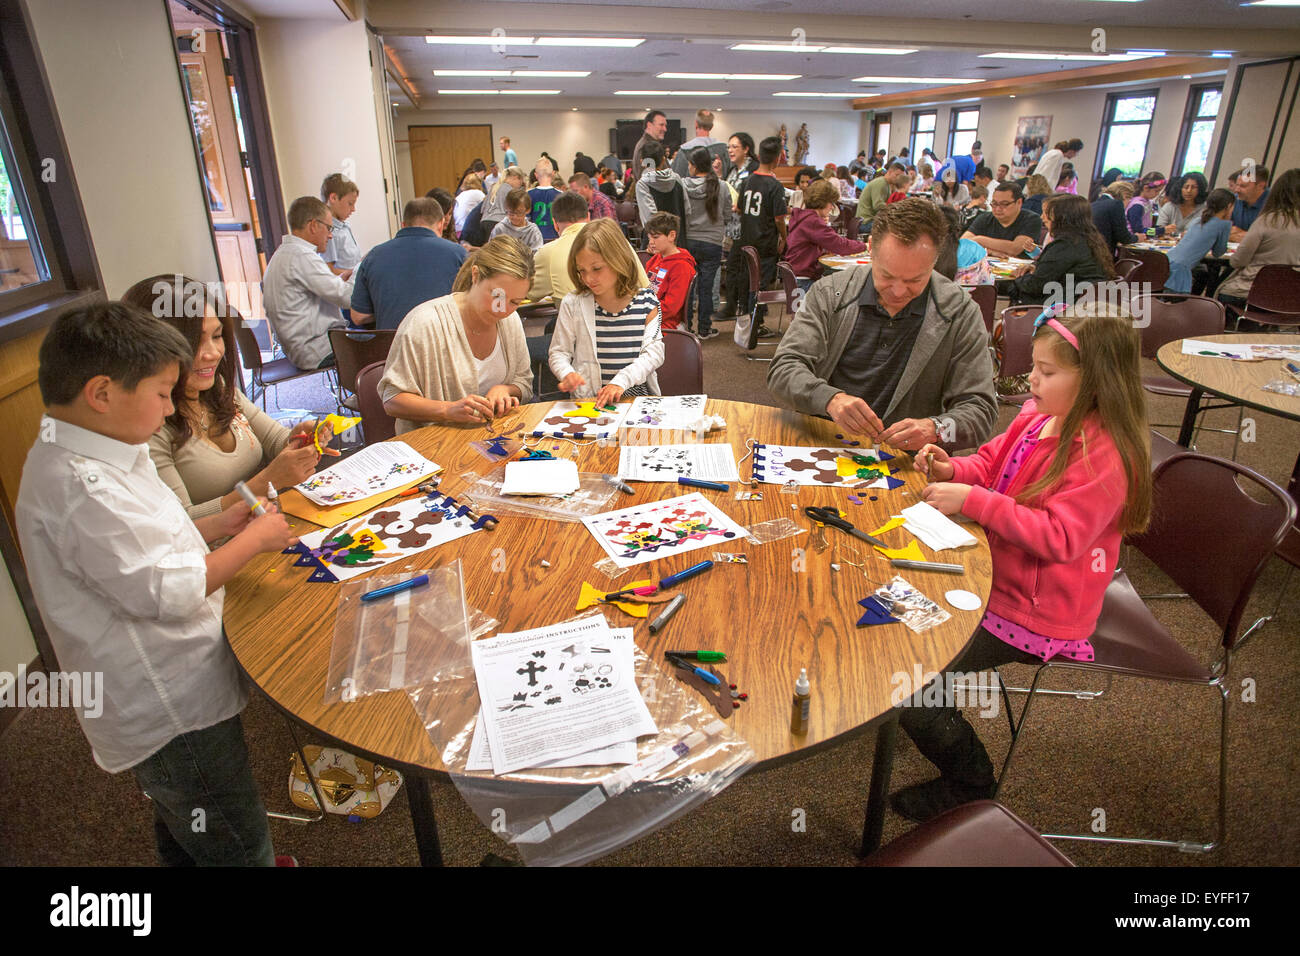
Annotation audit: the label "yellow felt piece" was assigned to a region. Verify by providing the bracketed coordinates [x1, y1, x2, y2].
[575, 580, 654, 618]
[869, 516, 907, 537]
[563, 401, 603, 418]
[349, 529, 390, 554]
[874, 539, 926, 562]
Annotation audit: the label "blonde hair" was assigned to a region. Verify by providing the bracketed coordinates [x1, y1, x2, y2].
[1019, 299, 1152, 535]
[1025, 174, 1052, 198]
[1104, 180, 1135, 202]
[460, 174, 482, 193]
[503, 165, 525, 183]
[452, 235, 535, 293]
[567, 218, 641, 299]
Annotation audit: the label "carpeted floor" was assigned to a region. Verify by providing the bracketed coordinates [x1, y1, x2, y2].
[3, 309, 1297, 867]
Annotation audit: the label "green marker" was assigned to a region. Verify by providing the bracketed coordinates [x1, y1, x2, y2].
[665, 650, 727, 662]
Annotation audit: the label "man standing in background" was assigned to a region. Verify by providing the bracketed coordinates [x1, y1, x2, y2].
[631, 109, 668, 189]
[673, 109, 730, 179]
[499, 136, 518, 168]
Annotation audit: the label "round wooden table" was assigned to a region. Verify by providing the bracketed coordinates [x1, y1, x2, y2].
[819, 253, 872, 273]
[224, 399, 992, 863]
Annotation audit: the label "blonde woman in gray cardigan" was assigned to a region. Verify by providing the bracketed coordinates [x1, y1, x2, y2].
[380, 237, 535, 434]
[549, 218, 664, 405]
[123, 275, 331, 519]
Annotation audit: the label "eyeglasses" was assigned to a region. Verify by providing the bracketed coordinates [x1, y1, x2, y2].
[989, 200, 1018, 209]
[313, 219, 333, 231]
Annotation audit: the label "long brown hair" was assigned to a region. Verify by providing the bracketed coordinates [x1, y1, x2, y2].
[1260, 166, 1300, 229]
[1017, 301, 1152, 534]
[1043, 194, 1116, 279]
[120, 274, 238, 445]
[451, 235, 535, 293]
[567, 218, 642, 299]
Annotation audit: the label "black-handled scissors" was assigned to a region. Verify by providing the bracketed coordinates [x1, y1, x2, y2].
[804, 507, 889, 549]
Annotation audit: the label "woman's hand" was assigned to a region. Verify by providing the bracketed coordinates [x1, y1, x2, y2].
[559, 372, 586, 393]
[445, 394, 495, 423]
[595, 383, 624, 407]
[485, 385, 519, 418]
[262, 443, 323, 489]
[920, 481, 972, 516]
[914, 443, 955, 482]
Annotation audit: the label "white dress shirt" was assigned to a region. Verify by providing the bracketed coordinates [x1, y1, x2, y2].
[16, 417, 246, 773]
[324, 218, 362, 270]
[263, 234, 355, 368]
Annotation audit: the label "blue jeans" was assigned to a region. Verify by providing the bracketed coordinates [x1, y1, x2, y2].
[684, 240, 722, 334]
[131, 714, 275, 866]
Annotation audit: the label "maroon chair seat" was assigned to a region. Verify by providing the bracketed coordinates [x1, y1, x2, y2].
[993, 304, 1039, 404]
[658, 328, 703, 395]
[329, 328, 396, 411]
[1149, 428, 1183, 471]
[965, 283, 997, 335]
[864, 801, 1073, 867]
[1223, 264, 1300, 328]
[356, 360, 396, 444]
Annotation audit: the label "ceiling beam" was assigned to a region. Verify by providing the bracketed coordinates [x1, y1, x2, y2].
[855, 56, 1222, 110]
[383, 43, 421, 107]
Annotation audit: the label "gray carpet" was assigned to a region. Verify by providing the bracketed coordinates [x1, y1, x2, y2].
[3, 312, 1297, 866]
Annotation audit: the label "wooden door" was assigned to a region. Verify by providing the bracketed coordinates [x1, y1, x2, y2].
[409, 125, 495, 199]
[177, 27, 262, 317]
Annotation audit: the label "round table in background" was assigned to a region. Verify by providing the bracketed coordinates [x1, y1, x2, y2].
[224, 399, 993, 863]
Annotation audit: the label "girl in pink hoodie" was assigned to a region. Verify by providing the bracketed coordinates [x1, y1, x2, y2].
[890, 301, 1153, 822]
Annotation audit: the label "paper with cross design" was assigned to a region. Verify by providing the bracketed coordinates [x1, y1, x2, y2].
[749, 444, 902, 489]
[617, 444, 740, 482]
[580, 492, 749, 568]
[470, 615, 656, 775]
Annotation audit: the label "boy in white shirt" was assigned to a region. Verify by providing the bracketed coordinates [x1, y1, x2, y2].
[321, 173, 361, 273]
[17, 302, 296, 865]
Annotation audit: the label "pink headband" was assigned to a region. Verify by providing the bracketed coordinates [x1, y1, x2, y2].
[1045, 318, 1079, 350]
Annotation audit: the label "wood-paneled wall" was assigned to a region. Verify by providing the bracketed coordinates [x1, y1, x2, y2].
[0, 327, 47, 538]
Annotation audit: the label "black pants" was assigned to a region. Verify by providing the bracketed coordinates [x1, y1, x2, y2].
[724, 244, 777, 320]
[897, 626, 1041, 790]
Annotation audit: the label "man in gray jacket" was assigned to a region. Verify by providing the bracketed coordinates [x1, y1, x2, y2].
[768, 199, 996, 452]
[672, 109, 731, 180]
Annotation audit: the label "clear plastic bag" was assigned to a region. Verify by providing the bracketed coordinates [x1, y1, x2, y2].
[744, 517, 802, 545]
[460, 469, 619, 522]
[873, 575, 951, 633]
[324, 564, 473, 702]
[406, 612, 754, 867]
[1262, 379, 1300, 397]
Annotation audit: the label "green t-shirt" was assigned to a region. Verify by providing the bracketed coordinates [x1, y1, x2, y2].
[856, 175, 893, 222]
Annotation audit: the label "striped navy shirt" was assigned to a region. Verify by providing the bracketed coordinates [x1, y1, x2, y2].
[595, 286, 659, 391]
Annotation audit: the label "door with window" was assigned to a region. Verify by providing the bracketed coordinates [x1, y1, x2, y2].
[409, 125, 495, 200]
[172, 3, 263, 318]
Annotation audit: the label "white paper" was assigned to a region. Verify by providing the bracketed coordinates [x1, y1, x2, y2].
[294, 441, 440, 505]
[531, 400, 630, 439]
[296, 493, 478, 581]
[1180, 339, 1254, 360]
[750, 444, 902, 489]
[581, 492, 751, 569]
[624, 394, 709, 430]
[501, 458, 581, 496]
[900, 501, 978, 551]
[471, 616, 657, 776]
[618, 444, 740, 483]
[465, 629, 639, 772]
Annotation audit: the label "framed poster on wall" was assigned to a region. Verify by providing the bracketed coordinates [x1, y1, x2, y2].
[1012, 115, 1052, 177]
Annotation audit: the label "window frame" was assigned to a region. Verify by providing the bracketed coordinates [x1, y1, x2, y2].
[908, 109, 937, 163]
[946, 107, 980, 159]
[1171, 82, 1224, 177]
[0, 0, 102, 343]
[1093, 87, 1160, 182]
[871, 111, 891, 159]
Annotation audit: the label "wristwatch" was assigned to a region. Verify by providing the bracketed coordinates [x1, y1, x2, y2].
[929, 417, 944, 443]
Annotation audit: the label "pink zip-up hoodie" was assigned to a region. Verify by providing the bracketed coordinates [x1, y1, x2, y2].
[949, 401, 1129, 642]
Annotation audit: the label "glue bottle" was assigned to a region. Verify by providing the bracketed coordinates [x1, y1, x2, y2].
[790, 668, 810, 735]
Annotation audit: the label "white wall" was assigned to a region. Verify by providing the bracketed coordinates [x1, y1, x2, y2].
[25, 0, 220, 296]
[257, 17, 390, 253]
[0, 558, 37, 679]
[881, 76, 1227, 184]
[392, 106, 873, 207]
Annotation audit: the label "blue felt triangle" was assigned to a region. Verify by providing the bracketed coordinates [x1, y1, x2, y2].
[857, 596, 899, 627]
[883, 475, 906, 490]
[877, 450, 896, 462]
[307, 563, 339, 583]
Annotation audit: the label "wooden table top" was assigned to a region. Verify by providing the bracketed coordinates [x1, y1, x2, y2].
[1156, 334, 1300, 423]
[224, 399, 991, 774]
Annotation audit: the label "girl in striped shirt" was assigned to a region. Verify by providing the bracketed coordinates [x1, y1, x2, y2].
[549, 218, 664, 405]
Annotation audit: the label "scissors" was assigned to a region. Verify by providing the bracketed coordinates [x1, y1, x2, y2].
[804, 507, 889, 549]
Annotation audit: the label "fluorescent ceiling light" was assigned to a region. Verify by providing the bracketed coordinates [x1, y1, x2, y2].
[437, 89, 563, 95]
[1244, 2, 1300, 6]
[658, 72, 801, 80]
[820, 46, 917, 55]
[773, 92, 874, 97]
[1210, 51, 1235, 57]
[433, 70, 511, 76]
[731, 43, 824, 52]
[517, 71, 591, 77]
[533, 37, 644, 47]
[980, 51, 1156, 61]
[434, 69, 588, 77]
[852, 76, 981, 84]
[425, 35, 644, 48]
[425, 35, 535, 45]
[613, 90, 730, 96]
[1126, 50, 1168, 55]
[437, 89, 505, 94]
[499, 90, 562, 95]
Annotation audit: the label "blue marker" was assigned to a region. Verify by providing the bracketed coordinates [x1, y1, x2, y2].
[659, 560, 714, 589]
[360, 574, 430, 602]
[678, 476, 729, 492]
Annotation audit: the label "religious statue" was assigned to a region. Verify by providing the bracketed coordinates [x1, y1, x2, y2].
[778, 124, 789, 165]
[793, 123, 810, 166]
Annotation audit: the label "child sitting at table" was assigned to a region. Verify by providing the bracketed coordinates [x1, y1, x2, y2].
[490, 188, 544, 252]
[549, 217, 665, 404]
[893, 300, 1152, 822]
[643, 212, 697, 331]
[16, 302, 298, 864]
[1165, 187, 1235, 294]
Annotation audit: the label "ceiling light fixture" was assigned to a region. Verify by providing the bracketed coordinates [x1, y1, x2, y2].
[425, 35, 644, 48]
[613, 90, 730, 96]
[658, 72, 801, 80]
[851, 75, 981, 84]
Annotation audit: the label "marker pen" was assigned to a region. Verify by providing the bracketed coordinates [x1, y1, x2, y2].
[659, 560, 713, 589]
[648, 594, 686, 634]
[234, 480, 267, 517]
[678, 477, 729, 492]
[360, 574, 430, 602]
[670, 656, 721, 685]
[890, 559, 964, 573]
[665, 650, 727, 662]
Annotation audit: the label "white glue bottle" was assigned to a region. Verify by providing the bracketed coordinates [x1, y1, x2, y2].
[790, 668, 810, 735]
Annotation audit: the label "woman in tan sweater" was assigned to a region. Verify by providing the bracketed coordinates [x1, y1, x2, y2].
[123, 275, 332, 518]
[380, 236, 535, 434]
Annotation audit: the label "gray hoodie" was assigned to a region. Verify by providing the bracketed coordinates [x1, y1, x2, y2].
[682, 175, 731, 246]
[767, 264, 997, 450]
[635, 167, 692, 226]
[672, 136, 731, 179]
